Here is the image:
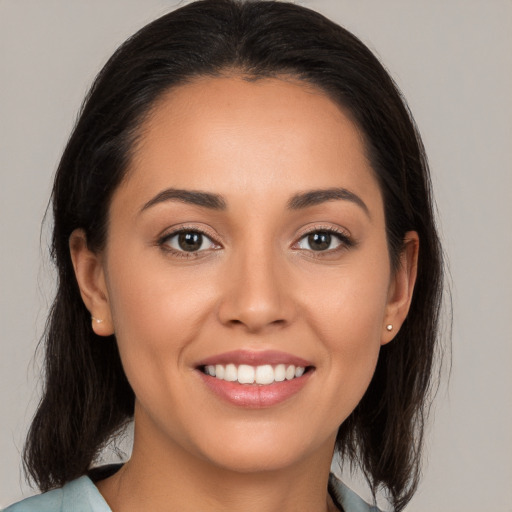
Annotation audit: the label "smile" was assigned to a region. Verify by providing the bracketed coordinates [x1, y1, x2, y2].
[196, 350, 314, 408]
[202, 364, 306, 385]
[195, 350, 316, 409]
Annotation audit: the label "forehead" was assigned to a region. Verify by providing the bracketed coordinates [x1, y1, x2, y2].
[120, 75, 381, 211]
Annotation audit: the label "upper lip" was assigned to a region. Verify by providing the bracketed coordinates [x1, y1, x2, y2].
[195, 350, 313, 368]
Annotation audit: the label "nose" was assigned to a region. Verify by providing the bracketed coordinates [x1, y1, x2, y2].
[216, 244, 295, 333]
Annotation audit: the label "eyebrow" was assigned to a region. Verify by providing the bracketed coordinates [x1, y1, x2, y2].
[141, 188, 227, 212]
[141, 186, 369, 217]
[287, 187, 370, 217]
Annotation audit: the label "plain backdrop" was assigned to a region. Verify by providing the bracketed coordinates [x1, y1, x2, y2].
[1, 1, 511, 510]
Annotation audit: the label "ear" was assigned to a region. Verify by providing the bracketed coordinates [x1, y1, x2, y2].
[69, 229, 114, 336]
[382, 231, 419, 345]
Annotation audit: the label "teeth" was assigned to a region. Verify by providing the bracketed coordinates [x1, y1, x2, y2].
[225, 363, 237, 382]
[274, 364, 286, 382]
[255, 364, 274, 385]
[238, 364, 255, 384]
[215, 364, 225, 380]
[203, 363, 306, 385]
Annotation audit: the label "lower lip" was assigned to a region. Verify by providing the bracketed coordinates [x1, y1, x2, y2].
[198, 370, 312, 408]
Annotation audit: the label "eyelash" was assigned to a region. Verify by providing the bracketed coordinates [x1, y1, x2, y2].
[157, 225, 354, 259]
[157, 226, 220, 259]
[293, 225, 354, 257]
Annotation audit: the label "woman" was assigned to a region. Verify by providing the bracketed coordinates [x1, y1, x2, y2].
[5, 1, 443, 511]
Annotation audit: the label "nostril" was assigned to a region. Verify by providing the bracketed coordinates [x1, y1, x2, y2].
[216, 282, 294, 332]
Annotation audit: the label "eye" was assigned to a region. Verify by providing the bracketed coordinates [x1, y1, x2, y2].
[161, 230, 218, 254]
[295, 230, 349, 252]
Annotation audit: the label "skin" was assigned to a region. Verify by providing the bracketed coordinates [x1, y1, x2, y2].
[70, 76, 418, 512]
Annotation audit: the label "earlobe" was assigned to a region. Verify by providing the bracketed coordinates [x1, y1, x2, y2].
[382, 231, 419, 345]
[69, 229, 114, 336]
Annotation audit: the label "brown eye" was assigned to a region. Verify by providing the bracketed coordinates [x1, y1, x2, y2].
[307, 232, 331, 251]
[162, 230, 217, 253]
[296, 230, 348, 252]
[178, 232, 203, 252]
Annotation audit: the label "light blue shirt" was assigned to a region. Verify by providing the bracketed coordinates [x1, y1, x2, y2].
[4, 473, 381, 512]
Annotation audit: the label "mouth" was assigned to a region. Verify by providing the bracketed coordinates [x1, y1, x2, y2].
[199, 363, 312, 385]
[195, 350, 315, 408]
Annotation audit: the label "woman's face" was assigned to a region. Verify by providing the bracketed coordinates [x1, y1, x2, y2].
[75, 76, 416, 474]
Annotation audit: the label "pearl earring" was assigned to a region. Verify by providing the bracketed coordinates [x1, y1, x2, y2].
[92, 316, 104, 324]
[386, 324, 393, 331]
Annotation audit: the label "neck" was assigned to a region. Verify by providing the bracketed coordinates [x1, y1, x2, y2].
[97, 409, 337, 512]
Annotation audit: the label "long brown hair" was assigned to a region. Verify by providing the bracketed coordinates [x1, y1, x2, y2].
[24, 2, 444, 510]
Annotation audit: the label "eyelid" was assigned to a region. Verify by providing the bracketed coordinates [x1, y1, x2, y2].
[294, 224, 352, 242]
[155, 223, 354, 257]
[157, 224, 223, 255]
[292, 224, 354, 252]
[158, 223, 221, 242]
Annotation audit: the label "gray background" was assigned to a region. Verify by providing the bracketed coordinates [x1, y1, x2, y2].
[1, 1, 511, 510]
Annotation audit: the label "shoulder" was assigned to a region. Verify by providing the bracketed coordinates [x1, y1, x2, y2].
[329, 473, 383, 512]
[3, 476, 111, 512]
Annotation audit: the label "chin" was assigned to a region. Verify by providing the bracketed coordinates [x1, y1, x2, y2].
[192, 425, 333, 475]
[203, 445, 307, 474]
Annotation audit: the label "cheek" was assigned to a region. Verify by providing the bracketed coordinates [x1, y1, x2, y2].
[104, 252, 217, 390]
[296, 256, 390, 411]
[107, 249, 214, 333]
[299, 255, 390, 345]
